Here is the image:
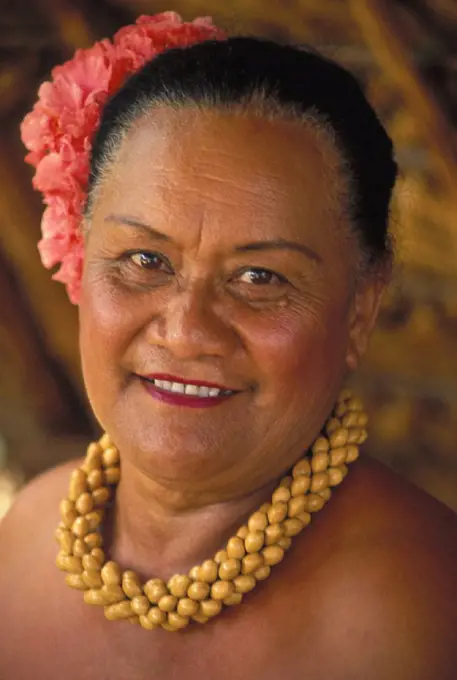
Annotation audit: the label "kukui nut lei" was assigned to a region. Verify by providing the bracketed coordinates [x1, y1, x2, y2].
[55, 389, 368, 632]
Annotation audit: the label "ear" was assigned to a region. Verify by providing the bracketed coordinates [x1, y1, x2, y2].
[345, 268, 389, 372]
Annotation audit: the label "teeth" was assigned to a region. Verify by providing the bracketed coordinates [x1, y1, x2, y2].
[151, 379, 226, 398]
[170, 382, 185, 394]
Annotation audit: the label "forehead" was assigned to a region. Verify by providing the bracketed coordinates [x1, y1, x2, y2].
[96, 107, 346, 243]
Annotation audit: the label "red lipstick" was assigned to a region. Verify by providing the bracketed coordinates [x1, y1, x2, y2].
[139, 373, 238, 409]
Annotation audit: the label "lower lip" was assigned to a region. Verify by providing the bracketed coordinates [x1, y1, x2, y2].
[141, 379, 235, 408]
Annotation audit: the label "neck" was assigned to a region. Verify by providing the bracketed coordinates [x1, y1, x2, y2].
[107, 458, 277, 580]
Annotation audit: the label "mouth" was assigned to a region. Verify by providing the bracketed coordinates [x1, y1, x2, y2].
[138, 373, 240, 408]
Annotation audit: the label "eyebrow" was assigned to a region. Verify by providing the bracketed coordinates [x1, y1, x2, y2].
[104, 214, 322, 264]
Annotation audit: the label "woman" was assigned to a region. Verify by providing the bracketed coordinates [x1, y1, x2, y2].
[1, 12, 457, 680]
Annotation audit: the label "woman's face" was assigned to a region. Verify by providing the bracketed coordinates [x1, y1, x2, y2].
[80, 108, 383, 497]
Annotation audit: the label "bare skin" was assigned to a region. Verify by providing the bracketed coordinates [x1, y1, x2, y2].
[1, 109, 457, 678]
[1, 456, 457, 680]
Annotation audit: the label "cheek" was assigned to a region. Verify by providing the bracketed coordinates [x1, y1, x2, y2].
[246, 301, 350, 397]
[79, 269, 139, 417]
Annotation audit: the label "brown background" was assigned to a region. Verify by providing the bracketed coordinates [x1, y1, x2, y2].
[0, 0, 456, 516]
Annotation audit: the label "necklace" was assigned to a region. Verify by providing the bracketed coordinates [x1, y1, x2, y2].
[55, 389, 367, 632]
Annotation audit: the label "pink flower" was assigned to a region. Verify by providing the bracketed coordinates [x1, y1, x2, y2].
[21, 13, 226, 304]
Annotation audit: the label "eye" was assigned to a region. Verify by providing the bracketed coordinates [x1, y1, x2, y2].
[129, 252, 169, 271]
[237, 268, 287, 286]
[228, 267, 289, 303]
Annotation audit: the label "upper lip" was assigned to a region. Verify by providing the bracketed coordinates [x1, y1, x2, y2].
[139, 373, 241, 392]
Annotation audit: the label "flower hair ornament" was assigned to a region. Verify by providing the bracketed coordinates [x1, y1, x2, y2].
[20, 13, 226, 304]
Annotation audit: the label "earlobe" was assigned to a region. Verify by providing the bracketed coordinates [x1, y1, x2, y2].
[345, 273, 387, 372]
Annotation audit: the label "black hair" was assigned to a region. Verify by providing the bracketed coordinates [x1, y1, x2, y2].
[87, 36, 398, 266]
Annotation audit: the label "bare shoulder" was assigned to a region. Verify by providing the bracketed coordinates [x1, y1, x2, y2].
[0, 458, 81, 550]
[0, 459, 81, 615]
[301, 456, 457, 679]
[0, 460, 84, 678]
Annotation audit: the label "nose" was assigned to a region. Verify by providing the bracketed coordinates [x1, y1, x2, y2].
[148, 283, 239, 360]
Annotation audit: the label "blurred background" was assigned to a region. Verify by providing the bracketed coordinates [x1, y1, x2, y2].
[0, 0, 456, 518]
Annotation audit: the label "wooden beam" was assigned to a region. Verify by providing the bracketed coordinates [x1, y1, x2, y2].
[349, 0, 457, 193]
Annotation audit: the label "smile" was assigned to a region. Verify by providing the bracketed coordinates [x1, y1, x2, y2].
[146, 378, 234, 398]
[139, 374, 238, 408]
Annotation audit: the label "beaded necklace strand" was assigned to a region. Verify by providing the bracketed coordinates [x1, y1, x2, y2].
[55, 389, 367, 631]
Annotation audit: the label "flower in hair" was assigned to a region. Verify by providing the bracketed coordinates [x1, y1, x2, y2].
[21, 12, 226, 304]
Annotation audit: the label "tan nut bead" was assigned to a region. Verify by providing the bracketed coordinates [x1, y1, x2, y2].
[262, 545, 285, 566]
[211, 580, 234, 601]
[101, 561, 122, 586]
[56, 553, 82, 573]
[200, 599, 222, 618]
[278, 537, 292, 551]
[187, 581, 210, 601]
[82, 569, 103, 588]
[291, 476, 311, 496]
[283, 518, 304, 537]
[248, 512, 268, 532]
[139, 615, 158, 630]
[288, 496, 307, 518]
[236, 525, 249, 540]
[329, 428, 349, 449]
[234, 574, 257, 593]
[224, 592, 243, 606]
[268, 502, 288, 524]
[105, 601, 132, 620]
[100, 584, 125, 604]
[306, 494, 326, 512]
[122, 571, 143, 598]
[92, 487, 110, 507]
[272, 487, 291, 504]
[292, 458, 312, 477]
[87, 469, 104, 490]
[148, 607, 167, 625]
[75, 492, 94, 515]
[227, 537, 246, 560]
[131, 595, 150, 616]
[56, 529, 74, 554]
[254, 565, 271, 581]
[346, 445, 359, 463]
[310, 472, 329, 493]
[177, 598, 199, 617]
[265, 523, 284, 545]
[328, 467, 344, 486]
[158, 595, 178, 613]
[144, 579, 168, 604]
[188, 565, 200, 580]
[65, 574, 87, 590]
[311, 452, 329, 473]
[102, 446, 120, 467]
[105, 467, 120, 485]
[330, 447, 348, 467]
[219, 558, 241, 581]
[244, 531, 265, 553]
[167, 612, 189, 630]
[311, 437, 329, 455]
[214, 550, 229, 564]
[168, 574, 191, 598]
[242, 553, 264, 574]
[199, 560, 218, 583]
[69, 469, 87, 501]
[84, 532, 103, 550]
